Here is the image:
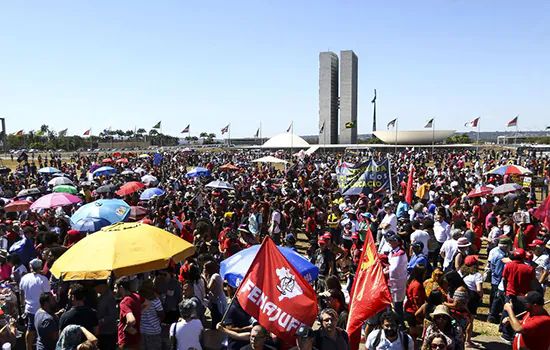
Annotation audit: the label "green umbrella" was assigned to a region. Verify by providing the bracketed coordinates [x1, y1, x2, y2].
[53, 185, 78, 195]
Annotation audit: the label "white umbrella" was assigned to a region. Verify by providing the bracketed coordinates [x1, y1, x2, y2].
[48, 177, 74, 186]
[492, 183, 522, 195]
[205, 180, 235, 190]
[134, 167, 147, 174]
[141, 175, 159, 186]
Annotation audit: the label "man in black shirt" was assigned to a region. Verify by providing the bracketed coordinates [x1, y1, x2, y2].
[223, 298, 252, 350]
[59, 283, 99, 335]
[313, 238, 334, 292]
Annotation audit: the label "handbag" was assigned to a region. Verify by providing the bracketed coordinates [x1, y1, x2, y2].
[170, 321, 178, 350]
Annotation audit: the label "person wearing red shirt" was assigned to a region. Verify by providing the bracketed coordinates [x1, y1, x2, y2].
[404, 265, 427, 339]
[115, 277, 144, 349]
[501, 249, 536, 343]
[503, 291, 550, 350]
[305, 208, 317, 240]
[514, 222, 539, 249]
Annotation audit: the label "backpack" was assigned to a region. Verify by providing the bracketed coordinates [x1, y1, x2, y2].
[372, 329, 409, 349]
[276, 210, 288, 232]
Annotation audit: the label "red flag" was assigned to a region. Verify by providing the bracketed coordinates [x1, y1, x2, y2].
[405, 164, 415, 205]
[346, 229, 392, 350]
[181, 124, 190, 133]
[236, 236, 318, 343]
[83, 129, 91, 136]
[535, 196, 550, 230]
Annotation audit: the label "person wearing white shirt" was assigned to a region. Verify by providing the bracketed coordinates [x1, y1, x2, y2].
[366, 310, 413, 350]
[440, 231, 467, 271]
[530, 240, 550, 291]
[409, 220, 430, 256]
[20, 258, 50, 350]
[433, 214, 451, 244]
[385, 233, 408, 326]
[170, 299, 204, 350]
[378, 204, 398, 254]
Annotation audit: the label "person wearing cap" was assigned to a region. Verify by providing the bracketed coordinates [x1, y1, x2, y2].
[488, 236, 512, 323]
[384, 231, 408, 327]
[290, 325, 316, 350]
[312, 237, 335, 292]
[528, 239, 549, 291]
[458, 255, 483, 347]
[407, 242, 430, 275]
[503, 291, 550, 350]
[422, 305, 463, 350]
[284, 233, 297, 252]
[19, 258, 51, 350]
[500, 248, 537, 343]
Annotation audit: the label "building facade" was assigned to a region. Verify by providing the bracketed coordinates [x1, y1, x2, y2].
[318, 52, 339, 144]
[339, 50, 358, 144]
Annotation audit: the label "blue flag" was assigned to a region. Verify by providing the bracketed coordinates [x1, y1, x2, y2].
[153, 153, 163, 166]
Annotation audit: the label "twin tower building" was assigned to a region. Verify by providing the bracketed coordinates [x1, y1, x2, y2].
[318, 50, 359, 145]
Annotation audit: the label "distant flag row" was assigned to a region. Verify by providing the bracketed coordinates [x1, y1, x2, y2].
[381, 116, 524, 130]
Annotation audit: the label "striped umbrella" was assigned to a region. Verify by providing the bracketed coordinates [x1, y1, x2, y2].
[487, 164, 532, 175]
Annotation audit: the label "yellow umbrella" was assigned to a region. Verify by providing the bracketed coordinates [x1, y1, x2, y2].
[51, 222, 194, 281]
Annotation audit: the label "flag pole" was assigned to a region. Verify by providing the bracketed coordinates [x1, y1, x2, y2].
[290, 121, 294, 159]
[476, 119, 480, 155]
[228, 123, 231, 147]
[394, 119, 398, 155]
[515, 116, 518, 145]
[432, 118, 435, 156]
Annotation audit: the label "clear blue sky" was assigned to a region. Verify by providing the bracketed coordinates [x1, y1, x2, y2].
[1, 1, 549, 137]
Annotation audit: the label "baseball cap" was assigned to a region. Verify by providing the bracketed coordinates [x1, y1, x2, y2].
[385, 231, 401, 242]
[318, 238, 327, 245]
[322, 232, 332, 240]
[411, 241, 424, 250]
[285, 233, 296, 243]
[528, 239, 545, 247]
[464, 255, 479, 266]
[513, 248, 526, 260]
[351, 233, 360, 240]
[295, 325, 315, 338]
[518, 291, 545, 306]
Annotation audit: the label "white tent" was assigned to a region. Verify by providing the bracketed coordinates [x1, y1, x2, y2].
[261, 133, 310, 149]
[251, 156, 288, 164]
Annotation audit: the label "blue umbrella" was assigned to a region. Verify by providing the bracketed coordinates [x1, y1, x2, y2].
[70, 199, 130, 225]
[71, 217, 111, 233]
[186, 167, 211, 178]
[140, 187, 165, 200]
[38, 167, 60, 174]
[92, 166, 117, 177]
[220, 245, 319, 288]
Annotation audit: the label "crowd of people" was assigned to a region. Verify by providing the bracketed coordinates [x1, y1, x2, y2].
[0, 146, 549, 350]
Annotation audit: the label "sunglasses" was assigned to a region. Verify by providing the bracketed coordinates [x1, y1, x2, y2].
[431, 343, 446, 349]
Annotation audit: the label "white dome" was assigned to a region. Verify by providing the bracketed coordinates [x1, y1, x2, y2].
[262, 133, 310, 149]
[373, 130, 456, 145]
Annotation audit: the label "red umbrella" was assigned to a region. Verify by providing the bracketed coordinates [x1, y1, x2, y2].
[129, 206, 149, 220]
[102, 158, 113, 163]
[116, 181, 145, 196]
[113, 152, 121, 158]
[116, 158, 129, 164]
[219, 163, 240, 172]
[5, 200, 32, 212]
[467, 186, 493, 198]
